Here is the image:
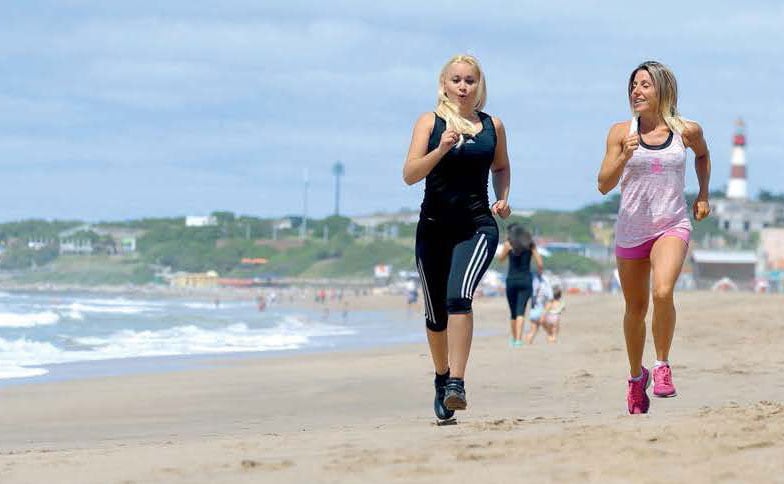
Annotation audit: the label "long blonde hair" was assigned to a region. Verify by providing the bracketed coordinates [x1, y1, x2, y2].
[628, 61, 686, 134]
[435, 54, 487, 136]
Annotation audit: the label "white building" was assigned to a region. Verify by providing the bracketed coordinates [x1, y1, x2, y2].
[351, 211, 419, 229]
[27, 239, 52, 251]
[185, 215, 218, 227]
[713, 199, 783, 235]
[59, 239, 94, 255]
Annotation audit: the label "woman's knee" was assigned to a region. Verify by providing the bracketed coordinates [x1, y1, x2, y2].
[446, 296, 472, 314]
[652, 284, 674, 304]
[624, 300, 648, 320]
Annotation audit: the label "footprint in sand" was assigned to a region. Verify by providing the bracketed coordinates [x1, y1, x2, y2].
[736, 441, 775, 450]
[240, 459, 294, 471]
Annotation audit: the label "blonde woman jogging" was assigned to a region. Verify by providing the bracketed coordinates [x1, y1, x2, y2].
[597, 61, 711, 414]
[404, 54, 511, 420]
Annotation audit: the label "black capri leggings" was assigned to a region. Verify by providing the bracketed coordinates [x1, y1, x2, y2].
[505, 280, 532, 319]
[415, 218, 499, 332]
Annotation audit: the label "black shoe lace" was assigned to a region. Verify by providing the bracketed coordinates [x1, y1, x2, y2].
[445, 380, 465, 394]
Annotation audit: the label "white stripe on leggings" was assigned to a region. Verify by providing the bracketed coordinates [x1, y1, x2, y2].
[466, 244, 489, 300]
[416, 258, 434, 323]
[461, 234, 487, 298]
[461, 236, 486, 298]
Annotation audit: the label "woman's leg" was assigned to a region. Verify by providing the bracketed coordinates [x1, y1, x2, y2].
[426, 330, 449, 374]
[515, 288, 531, 342]
[446, 228, 497, 378]
[447, 312, 473, 378]
[514, 315, 525, 341]
[415, 224, 451, 375]
[616, 256, 651, 377]
[416, 222, 456, 420]
[506, 284, 517, 341]
[649, 237, 688, 362]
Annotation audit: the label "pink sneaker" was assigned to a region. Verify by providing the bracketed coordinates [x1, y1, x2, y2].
[626, 366, 650, 414]
[653, 364, 677, 397]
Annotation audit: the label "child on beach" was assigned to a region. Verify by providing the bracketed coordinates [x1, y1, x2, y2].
[403, 54, 512, 420]
[525, 274, 553, 345]
[541, 287, 565, 343]
[597, 60, 711, 414]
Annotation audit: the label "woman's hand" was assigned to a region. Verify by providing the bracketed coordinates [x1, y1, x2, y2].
[620, 133, 639, 162]
[491, 199, 511, 219]
[438, 129, 460, 153]
[693, 196, 711, 221]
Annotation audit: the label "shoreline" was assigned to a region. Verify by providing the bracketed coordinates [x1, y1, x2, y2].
[0, 290, 428, 387]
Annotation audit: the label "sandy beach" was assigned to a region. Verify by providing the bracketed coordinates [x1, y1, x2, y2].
[1, 291, 783, 483]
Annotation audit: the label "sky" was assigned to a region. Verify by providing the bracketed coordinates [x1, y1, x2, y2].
[1, 0, 782, 222]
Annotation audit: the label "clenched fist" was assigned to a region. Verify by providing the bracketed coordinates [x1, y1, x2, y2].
[491, 200, 511, 219]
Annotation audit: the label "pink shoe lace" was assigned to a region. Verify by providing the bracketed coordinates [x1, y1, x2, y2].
[653, 365, 677, 397]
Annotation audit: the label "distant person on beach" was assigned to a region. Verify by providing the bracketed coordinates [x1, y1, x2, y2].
[541, 287, 566, 343]
[404, 278, 418, 316]
[403, 54, 511, 420]
[497, 223, 543, 347]
[524, 274, 553, 344]
[597, 61, 711, 414]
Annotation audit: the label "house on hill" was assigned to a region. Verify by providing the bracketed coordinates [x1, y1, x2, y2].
[58, 225, 144, 255]
[185, 215, 217, 227]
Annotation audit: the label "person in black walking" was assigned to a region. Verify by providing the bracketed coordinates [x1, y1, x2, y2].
[497, 223, 543, 347]
[403, 54, 511, 420]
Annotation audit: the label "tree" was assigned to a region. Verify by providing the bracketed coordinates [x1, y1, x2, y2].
[211, 211, 236, 224]
[758, 190, 784, 202]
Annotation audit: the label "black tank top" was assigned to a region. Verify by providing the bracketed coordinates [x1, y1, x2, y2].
[507, 247, 533, 284]
[420, 112, 497, 225]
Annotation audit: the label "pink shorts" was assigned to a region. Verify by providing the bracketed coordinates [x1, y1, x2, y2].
[615, 227, 690, 260]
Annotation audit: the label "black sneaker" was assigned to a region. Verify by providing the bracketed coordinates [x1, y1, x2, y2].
[434, 371, 454, 420]
[443, 378, 467, 411]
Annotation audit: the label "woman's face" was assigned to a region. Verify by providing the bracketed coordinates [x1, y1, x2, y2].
[442, 62, 480, 109]
[629, 69, 658, 115]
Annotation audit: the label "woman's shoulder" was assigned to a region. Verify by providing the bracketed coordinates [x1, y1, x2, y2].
[608, 121, 631, 138]
[680, 119, 703, 143]
[483, 113, 504, 130]
[412, 112, 438, 135]
[415, 112, 437, 126]
[484, 114, 505, 140]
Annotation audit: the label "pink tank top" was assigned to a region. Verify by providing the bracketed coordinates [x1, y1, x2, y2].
[615, 130, 692, 248]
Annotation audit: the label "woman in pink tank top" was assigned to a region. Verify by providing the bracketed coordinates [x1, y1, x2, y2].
[597, 61, 711, 415]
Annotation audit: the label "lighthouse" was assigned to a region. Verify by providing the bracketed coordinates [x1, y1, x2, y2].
[726, 118, 748, 200]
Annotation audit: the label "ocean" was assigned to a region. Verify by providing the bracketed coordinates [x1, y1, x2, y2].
[0, 290, 426, 385]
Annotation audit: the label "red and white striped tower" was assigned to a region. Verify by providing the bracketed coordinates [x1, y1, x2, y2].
[726, 118, 747, 200]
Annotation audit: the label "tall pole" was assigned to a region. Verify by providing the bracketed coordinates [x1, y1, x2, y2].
[301, 168, 309, 240]
[332, 161, 344, 216]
